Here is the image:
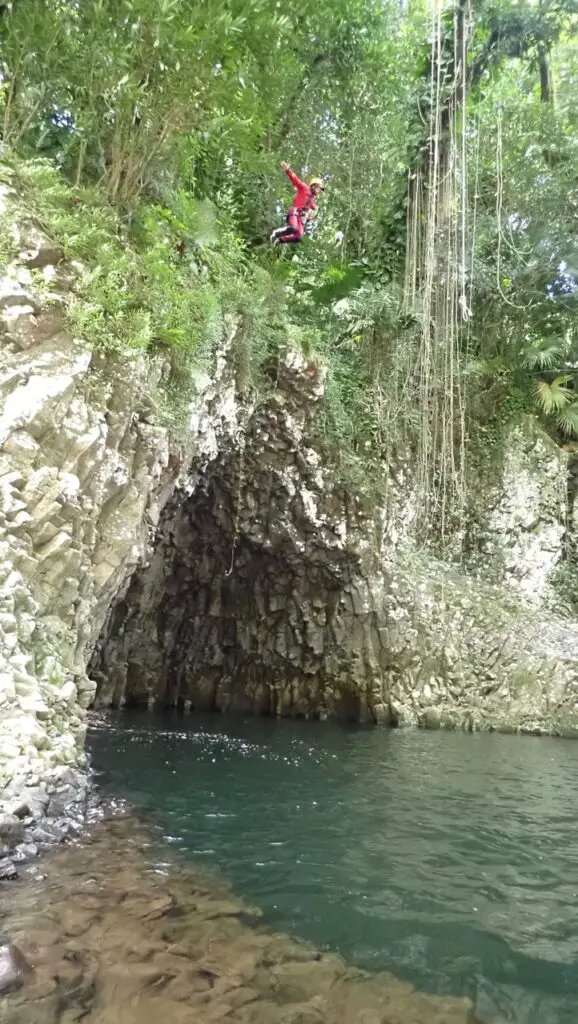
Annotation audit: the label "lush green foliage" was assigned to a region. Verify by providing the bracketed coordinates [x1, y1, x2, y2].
[0, 152, 292, 437]
[2, 0, 578, 493]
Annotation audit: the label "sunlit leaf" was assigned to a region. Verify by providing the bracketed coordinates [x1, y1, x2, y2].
[556, 402, 578, 438]
[522, 342, 564, 370]
[533, 376, 573, 414]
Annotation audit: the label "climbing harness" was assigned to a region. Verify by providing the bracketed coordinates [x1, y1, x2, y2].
[290, 189, 317, 223]
[304, 209, 318, 236]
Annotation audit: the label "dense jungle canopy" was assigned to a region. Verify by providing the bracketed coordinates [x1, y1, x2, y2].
[1, 0, 578, 528]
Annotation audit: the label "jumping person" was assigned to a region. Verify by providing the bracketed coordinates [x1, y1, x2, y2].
[270, 161, 325, 246]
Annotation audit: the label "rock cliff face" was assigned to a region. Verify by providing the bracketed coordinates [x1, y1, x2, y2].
[89, 367, 578, 737]
[90, 353, 388, 722]
[463, 425, 569, 602]
[0, 176, 236, 788]
[2, 175, 578, 795]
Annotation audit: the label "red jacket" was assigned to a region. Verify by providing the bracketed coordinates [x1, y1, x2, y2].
[285, 167, 316, 215]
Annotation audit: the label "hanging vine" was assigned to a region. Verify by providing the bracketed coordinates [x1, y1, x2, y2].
[404, 0, 474, 540]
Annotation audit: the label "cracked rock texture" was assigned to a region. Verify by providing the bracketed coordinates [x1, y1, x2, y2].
[463, 424, 569, 602]
[90, 355, 389, 721]
[89, 360, 578, 736]
[0, 177, 236, 790]
[3, 174, 578, 798]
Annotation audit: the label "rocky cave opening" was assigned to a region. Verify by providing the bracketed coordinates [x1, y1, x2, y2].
[88, 360, 387, 724]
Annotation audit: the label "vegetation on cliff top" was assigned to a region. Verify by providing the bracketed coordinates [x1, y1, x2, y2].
[2, 0, 578, 518]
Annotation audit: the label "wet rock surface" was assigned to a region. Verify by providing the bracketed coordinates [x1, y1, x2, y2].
[0, 857, 17, 880]
[89, 354, 390, 723]
[0, 941, 33, 995]
[0, 814, 480, 1024]
[0, 767, 103, 879]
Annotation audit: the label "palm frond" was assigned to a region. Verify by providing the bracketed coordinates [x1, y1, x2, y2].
[522, 341, 564, 370]
[533, 375, 572, 414]
[556, 401, 578, 438]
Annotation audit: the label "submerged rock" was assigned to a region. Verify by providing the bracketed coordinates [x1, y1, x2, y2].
[0, 941, 32, 994]
[0, 815, 479, 1024]
[28, 822, 67, 846]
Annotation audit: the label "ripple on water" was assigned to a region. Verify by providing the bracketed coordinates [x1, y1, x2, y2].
[88, 710, 578, 1023]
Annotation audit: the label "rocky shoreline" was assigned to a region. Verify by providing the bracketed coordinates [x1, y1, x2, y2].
[0, 766, 101, 883]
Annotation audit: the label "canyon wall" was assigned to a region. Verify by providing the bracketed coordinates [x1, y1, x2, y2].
[2, 175, 578, 798]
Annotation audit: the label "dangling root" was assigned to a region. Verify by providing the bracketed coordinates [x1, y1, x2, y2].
[405, 0, 475, 542]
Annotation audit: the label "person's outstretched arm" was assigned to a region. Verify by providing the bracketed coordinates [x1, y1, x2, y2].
[280, 160, 307, 192]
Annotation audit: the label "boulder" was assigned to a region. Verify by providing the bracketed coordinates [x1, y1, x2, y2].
[6, 786, 49, 820]
[12, 842, 38, 862]
[0, 858, 17, 880]
[0, 813, 24, 846]
[46, 786, 79, 819]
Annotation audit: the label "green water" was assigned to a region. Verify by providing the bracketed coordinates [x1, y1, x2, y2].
[88, 711, 578, 1023]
